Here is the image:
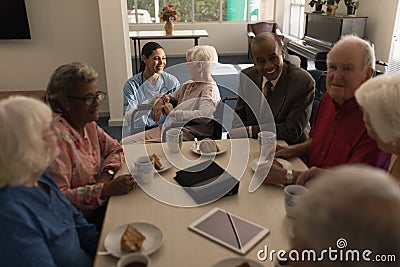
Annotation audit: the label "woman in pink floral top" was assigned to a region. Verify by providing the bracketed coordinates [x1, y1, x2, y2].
[46, 62, 135, 227]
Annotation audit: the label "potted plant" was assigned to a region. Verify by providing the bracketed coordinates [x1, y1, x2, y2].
[309, 0, 326, 13]
[326, 0, 340, 16]
[160, 2, 179, 34]
[344, 0, 359, 16]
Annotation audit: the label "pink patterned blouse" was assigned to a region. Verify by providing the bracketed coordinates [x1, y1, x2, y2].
[47, 116, 124, 215]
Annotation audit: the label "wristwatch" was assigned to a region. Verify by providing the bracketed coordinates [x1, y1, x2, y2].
[104, 168, 115, 177]
[285, 169, 294, 184]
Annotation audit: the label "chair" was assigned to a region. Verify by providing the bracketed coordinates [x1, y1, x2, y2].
[310, 98, 320, 125]
[247, 22, 281, 58]
[308, 69, 326, 99]
[160, 96, 238, 142]
[129, 103, 155, 135]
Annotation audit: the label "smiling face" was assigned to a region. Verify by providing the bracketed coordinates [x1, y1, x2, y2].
[143, 48, 166, 75]
[251, 37, 284, 81]
[63, 81, 100, 128]
[326, 42, 373, 105]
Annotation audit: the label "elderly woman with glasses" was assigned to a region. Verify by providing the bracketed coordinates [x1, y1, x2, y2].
[46, 62, 135, 228]
[0, 96, 98, 267]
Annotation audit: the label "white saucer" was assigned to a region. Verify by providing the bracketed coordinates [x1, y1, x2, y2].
[153, 155, 172, 173]
[190, 143, 227, 156]
[250, 157, 292, 171]
[104, 222, 164, 258]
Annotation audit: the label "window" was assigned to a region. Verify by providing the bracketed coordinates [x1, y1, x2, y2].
[388, 2, 400, 73]
[127, 0, 275, 24]
[288, 0, 305, 38]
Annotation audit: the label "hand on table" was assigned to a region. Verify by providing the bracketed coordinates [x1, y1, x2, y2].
[101, 174, 135, 198]
[228, 127, 249, 139]
[275, 144, 296, 159]
[262, 161, 287, 185]
[296, 166, 322, 186]
[98, 172, 114, 184]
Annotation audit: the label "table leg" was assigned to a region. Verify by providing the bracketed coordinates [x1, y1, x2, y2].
[194, 37, 199, 46]
[133, 39, 138, 74]
[137, 39, 141, 73]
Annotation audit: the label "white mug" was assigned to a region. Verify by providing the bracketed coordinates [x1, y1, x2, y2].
[117, 253, 151, 267]
[166, 128, 183, 153]
[258, 131, 276, 160]
[134, 156, 154, 184]
[284, 185, 308, 218]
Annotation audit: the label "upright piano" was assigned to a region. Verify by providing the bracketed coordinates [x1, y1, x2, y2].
[287, 13, 367, 70]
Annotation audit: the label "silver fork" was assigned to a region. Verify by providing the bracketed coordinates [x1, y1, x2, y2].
[194, 137, 200, 153]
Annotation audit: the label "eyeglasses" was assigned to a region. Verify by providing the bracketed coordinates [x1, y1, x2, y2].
[68, 91, 107, 105]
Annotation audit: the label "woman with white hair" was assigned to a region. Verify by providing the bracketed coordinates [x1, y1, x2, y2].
[355, 73, 400, 181]
[292, 165, 400, 267]
[122, 45, 221, 143]
[0, 96, 98, 267]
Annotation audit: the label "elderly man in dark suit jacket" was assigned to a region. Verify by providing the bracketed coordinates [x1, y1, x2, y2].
[230, 32, 315, 145]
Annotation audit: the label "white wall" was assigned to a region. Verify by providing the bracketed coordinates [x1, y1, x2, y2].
[0, 0, 398, 124]
[98, 0, 132, 125]
[0, 0, 109, 112]
[358, 0, 399, 62]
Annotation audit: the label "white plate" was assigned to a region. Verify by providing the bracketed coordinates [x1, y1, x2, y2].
[190, 143, 227, 156]
[250, 157, 292, 172]
[104, 222, 164, 258]
[154, 155, 172, 173]
[213, 257, 265, 267]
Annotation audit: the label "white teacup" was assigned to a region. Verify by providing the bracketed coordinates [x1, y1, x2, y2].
[134, 156, 154, 184]
[258, 131, 276, 160]
[284, 185, 308, 218]
[117, 253, 151, 267]
[166, 128, 183, 153]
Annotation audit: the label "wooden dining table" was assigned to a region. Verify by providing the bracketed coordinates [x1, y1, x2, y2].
[94, 138, 308, 267]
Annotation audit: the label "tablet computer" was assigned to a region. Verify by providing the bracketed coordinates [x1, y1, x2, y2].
[188, 207, 269, 254]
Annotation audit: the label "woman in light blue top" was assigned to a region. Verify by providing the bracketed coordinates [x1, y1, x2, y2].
[123, 42, 180, 133]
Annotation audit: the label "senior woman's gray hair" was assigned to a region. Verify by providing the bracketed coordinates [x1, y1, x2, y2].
[186, 46, 197, 62]
[46, 62, 98, 113]
[191, 45, 218, 63]
[355, 73, 400, 143]
[328, 35, 376, 71]
[0, 96, 55, 186]
[189, 45, 218, 74]
[293, 165, 400, 267]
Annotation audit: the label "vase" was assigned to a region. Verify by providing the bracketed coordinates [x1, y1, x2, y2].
[164, 20, 174, 35]
[347, 6, 356, 16]
[313, 4, 323, 13]
[326, 5, 338, 16]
